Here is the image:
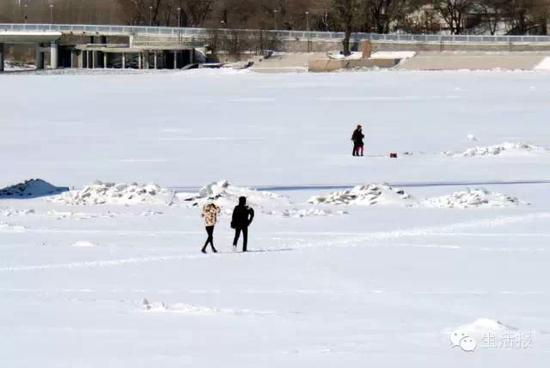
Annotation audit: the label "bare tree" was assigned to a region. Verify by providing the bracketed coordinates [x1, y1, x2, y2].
[332, 0, 360, 55]
[399, 1, 442, 33]
[475, 0, 508, 34]
[433, 0, 475, 34]
[116, 0, 215, 26]
[364, 0, 410, 33]
[182, 0, 216, 26]
[502, 0, 550, 34]
[1, 0, 549, 36]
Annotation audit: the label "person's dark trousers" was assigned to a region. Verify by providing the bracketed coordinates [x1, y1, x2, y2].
[233, 227, 248, 252]
[202, 226, 217, 253]
[352, 143, 358, 156]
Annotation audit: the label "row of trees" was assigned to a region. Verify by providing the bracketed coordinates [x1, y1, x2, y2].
[1, 0, 549, 38]
[0, 1, 116, 24]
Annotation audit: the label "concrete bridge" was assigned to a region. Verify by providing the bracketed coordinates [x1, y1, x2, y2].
[0, 30, 61, 71]
[3, 23, 550, 72]
[0, 24, 204, 71]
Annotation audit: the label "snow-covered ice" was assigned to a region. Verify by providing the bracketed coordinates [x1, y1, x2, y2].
[1, 70, 550, 367]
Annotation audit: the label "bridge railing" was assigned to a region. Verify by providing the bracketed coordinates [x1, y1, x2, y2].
[3, 23, 550, 43]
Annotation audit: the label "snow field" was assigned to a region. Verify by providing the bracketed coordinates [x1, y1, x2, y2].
[1, 70, 550, 367]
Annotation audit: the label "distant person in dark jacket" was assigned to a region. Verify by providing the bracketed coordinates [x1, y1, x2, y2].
[351, 124, 365, 156]
[231, 196, 255, 252]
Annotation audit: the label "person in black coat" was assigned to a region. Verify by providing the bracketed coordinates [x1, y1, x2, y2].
[351, 124, 365, 156]
[231, 196, 255, 252]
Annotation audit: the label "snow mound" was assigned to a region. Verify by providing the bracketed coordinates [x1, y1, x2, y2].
[0, 208, 35, 217]
[424, 188, 523, 208]
[142, 299, 273, 316]
[47, 210, 114, 220]
[143, 299, 219, 315]
[308, 184, 417, 207]
[52, 181, 175, 205]
[327, 51, 363, 60]
[72, 240, 96, 248]
[370, 51, 416, 60]
[0, 179, 68, 199]
[0, 222, 25, 233]
[263, 208, 348, 218]
[446, 142, 545, 157]
[281, 208, 347, 218]
[450, 318, 516, 351]
[4, 61, 35, 71]
[140, 210, 164, 217]
[535, 57, 550, 71]
[178, 180, 290, 209]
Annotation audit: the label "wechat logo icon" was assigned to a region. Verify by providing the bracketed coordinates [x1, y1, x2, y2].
[450, 330, 478, 352]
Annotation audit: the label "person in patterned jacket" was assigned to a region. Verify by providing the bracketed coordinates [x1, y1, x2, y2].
[201, 202, 221, 254]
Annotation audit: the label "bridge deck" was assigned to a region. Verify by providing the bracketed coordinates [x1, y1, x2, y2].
[3, 23, 550, 44]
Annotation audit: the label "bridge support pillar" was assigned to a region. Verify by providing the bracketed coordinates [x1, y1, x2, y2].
[103, 53, 108, 68]
[122, 53, 126, 69]
[70, 50, 77, 68]
[154, 52, 158, 69]
[138, 53, 142, 69]
[143, 51, 149, 69]
[50, 42, 59, 69]
[92, 51, 96, 69]
[35, 44, 45, 70]
[0, 43, 4, 72]
[173, 51, 178, 69]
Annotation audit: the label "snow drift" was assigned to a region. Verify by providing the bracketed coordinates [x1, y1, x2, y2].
[424, 188, 524, 208]
[72, 240, 96, 248]
[308, 184, 417, 207]
[143, 299, 219, 315]
[0, 208, 35, 216]
[178, 180, 290, 210]
[446, 142, 545, 157]
[143, 299, 272, 316]
[52, 181, 175, 205]
[449, 318, 520, 351]
[535, 57, 550, 71]
[327, 51, 363, 60]
[0, 179, 68, 199]
[370, 51, 416, 60]
[262, 208, 348, 218]
[0, 222, 25, 233]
